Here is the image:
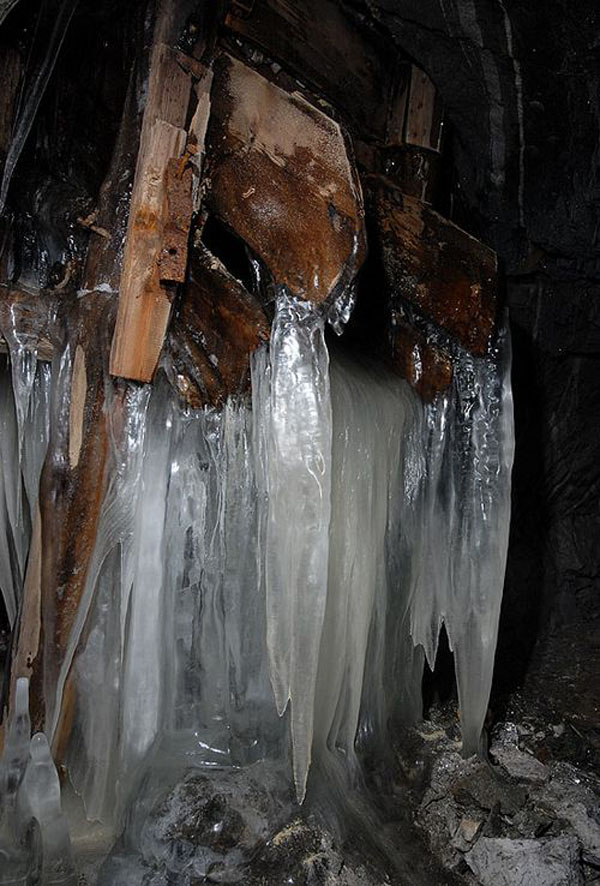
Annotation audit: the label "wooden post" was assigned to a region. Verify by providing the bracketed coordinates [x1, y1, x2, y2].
[109, 43, 195, 382]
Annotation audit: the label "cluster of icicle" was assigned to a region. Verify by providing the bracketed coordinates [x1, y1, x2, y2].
[252, 293, 514, 799]
[0, 678, 76, 885]
[0, 290, 514, 836]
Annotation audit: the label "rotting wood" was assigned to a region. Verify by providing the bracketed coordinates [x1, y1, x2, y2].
[167, 240, 269, 408]
[224, 0, 395, 140]
[367, 180, 498, 356]
[158, 159, 194, 284]
[109, 41, 194, 383]
[206, 53, 366, 306]
[388, 317, 453, 402]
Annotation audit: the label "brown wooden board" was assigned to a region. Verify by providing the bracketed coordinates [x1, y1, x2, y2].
[109, 43, 193, 383]
[167, 241, 269, 408]
[205, 53, 366, 306]
[368, 182, 498, 355]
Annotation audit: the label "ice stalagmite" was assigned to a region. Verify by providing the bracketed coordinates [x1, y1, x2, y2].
[252, 293, 332, 801]
[0, 679, 76, 885]
[19, 733, 77, 886]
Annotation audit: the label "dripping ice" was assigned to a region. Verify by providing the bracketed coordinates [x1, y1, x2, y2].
[0, 304, 513, 877]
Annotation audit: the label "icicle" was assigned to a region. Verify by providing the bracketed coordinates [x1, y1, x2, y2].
[314, 353, 415, 765]
[0, 358, 50, 627]
[61, 382, 150, 820]
[120, 381, 173, 777]
[401, 321, 514, 755]
[0, 678, 76, 885]
[0, 678, 31, 884]
[252, 292, 332, 802]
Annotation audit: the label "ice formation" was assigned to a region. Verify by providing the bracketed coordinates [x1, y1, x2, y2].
[0, 678, 76, 885]
[253, 293, 332, 800]
[0, 302, 514, 877]
[0, 355, 50, 627]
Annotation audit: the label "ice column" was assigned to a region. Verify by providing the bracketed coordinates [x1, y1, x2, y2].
[252, 293, 332, 801]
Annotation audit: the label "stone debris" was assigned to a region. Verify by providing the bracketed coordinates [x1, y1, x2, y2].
[465, 835, 583, 886]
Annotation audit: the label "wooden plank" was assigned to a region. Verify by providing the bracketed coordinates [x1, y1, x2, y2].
[405, 65, 444, 152]
[206, 54, 366, 305]
[224, 0, 394, 140]
[109, 43, 193, 382]
[368, 181, 498, 355]
[167, 241, 270, 408]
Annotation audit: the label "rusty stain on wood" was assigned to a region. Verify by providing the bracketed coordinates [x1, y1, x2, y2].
[368, 182, 498, 355]
[158, 159, 194, 284]
[206, 54, 366, 305]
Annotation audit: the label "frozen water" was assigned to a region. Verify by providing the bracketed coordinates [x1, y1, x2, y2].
[0, 678, 76, 885]
[0, 306, 513, 880]
[252, 293, 332, 801]
[397, 322, 514, 754]
[314, 352, 416, 766]
[19, 733, 77, 885]
[0, 358, 50, 627]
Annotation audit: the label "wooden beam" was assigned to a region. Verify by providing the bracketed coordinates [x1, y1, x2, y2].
[404, 65, 444, 152]
[109, 42, 194, 383]
[167, 240, 269, 408]
[367, 180, 498, 356]
[206, 54, 366, 306]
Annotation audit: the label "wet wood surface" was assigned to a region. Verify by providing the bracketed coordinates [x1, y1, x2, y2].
[206, 53, 366, 305]
[167, 241, 270, 408]
[368, 180, 498, 356]
[388, 318, 453, 401]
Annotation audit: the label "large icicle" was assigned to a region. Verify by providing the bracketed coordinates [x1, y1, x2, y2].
[252, 293, 332, 802]
[314, 353, 415, 765]
[401, 322, 514, 754]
